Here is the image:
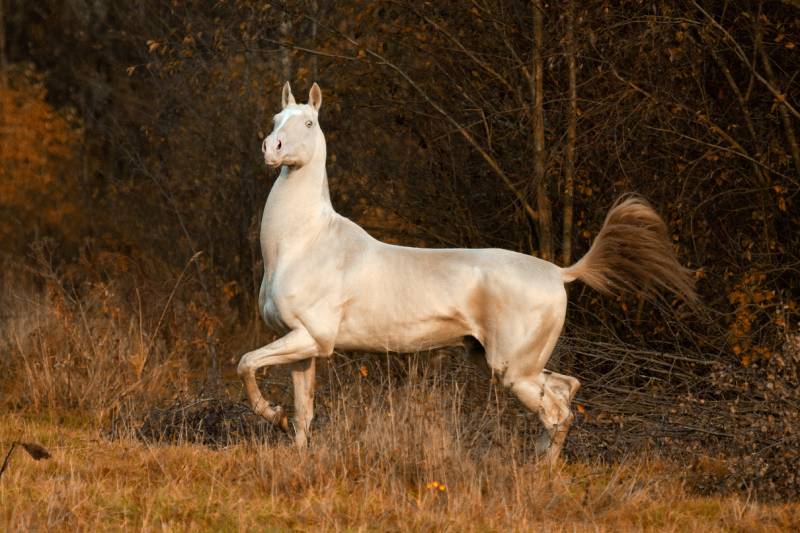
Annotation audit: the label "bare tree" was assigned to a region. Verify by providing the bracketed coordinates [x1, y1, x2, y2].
[531, 0, 553, 261]
[561, 0, 577, 267]
[0, 0, 7, 88]
[755, 16, 800, 178]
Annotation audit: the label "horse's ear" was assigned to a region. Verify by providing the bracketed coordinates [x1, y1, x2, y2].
[309, 83, 322, 112]
[282, 81, 296, 108]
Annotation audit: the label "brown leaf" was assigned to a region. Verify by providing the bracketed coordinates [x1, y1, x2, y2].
[20, 442, 51, 461]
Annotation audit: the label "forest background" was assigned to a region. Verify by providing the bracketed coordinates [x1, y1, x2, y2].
[1, 0, 799, 528]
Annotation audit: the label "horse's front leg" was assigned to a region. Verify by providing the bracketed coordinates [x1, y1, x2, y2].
[237, 329, 319, 432]
[290, 357, 316, 448]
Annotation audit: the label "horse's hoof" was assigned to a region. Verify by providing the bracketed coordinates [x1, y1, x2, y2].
[535, 431, 551, 456]
[268, 405, 289, 432]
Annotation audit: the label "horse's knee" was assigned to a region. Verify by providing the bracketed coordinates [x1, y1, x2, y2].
[236, 360, 248, 378]
[237, 353, 254, 378]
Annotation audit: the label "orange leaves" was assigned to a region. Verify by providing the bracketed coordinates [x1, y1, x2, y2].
[222, 281, 240, 307]
[0, 67, 83, 246]
[774, 185, 789, 213]
[726, 270, 783, 367]
[576, 183, 594, 197]
[774, 33, 797, 49]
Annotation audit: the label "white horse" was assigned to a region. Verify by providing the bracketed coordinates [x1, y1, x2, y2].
[238, 82, 696, 462]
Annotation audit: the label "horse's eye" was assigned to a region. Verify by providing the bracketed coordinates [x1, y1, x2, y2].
[305, 120, 313, 128]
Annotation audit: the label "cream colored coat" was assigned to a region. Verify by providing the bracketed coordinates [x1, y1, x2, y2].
[238, 83, 695, 462]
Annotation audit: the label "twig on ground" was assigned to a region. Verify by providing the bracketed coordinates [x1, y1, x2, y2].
[0, 441, 51, 481]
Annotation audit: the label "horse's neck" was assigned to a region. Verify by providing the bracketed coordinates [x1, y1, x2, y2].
[271, 163, 332, 215]
[261, 147, 334, 261]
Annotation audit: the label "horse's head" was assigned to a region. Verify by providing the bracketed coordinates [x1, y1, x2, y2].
[262, 82, 323, 169]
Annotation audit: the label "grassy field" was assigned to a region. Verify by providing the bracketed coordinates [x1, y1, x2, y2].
[2, 271, 799, 531]
[2, 399, 800, 531]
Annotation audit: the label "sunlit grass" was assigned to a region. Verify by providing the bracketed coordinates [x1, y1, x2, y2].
[2, 412, 799, 532]
[2, 273, 798, 531]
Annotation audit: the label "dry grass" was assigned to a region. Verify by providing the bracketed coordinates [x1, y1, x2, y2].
[2, 264, 799, 531]
[3, 358, 800, 531]
[0, 256, 193, 426]
[2, 411, 799, 532]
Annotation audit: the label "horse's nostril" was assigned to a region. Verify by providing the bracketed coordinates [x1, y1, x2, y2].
[277, 140, 282, 151]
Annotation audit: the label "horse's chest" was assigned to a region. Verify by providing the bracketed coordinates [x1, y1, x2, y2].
[258, 215, 307, 331]
[259, 259, 302, 332]
[259, 249, 324, 333]
[257, 195, 343, 335]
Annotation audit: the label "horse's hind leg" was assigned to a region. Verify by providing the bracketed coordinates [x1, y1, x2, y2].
[537, 371, 580, 460]
[546, 370, 581, 404]
[509, 371, 579, 463]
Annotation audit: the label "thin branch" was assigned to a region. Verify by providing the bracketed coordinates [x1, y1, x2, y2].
[562, 0, 577, 267]
[531, 0, 553, 260]
[754, 16, 800, 178]
[261, 38, 363, 62]
[395, 2, 519, 99]
[691, 0, 800, 120]
[608, 64, 796, 186]
[279, 5, 540, 224]
[143, 251, 203, 372]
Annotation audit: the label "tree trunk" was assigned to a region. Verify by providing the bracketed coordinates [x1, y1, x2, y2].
[0, 0, 7, 89]
[531, 0, 553, 261]
[310, 0, 318, 81]
[561, 0, 577, 267]
[755, 19, 800, 179]
[280, 10, 293, 82]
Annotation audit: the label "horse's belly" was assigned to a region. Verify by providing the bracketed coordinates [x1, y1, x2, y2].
[334, 311, 468, 353]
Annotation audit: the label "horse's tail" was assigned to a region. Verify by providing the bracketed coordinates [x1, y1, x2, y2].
[560, 195, 698, 305]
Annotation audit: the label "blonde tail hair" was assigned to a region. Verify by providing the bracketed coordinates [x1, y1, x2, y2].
[561, 195, 698, 305]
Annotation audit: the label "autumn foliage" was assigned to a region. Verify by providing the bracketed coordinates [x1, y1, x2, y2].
[0, 66, 83, 250]
[1, 0, 799, 505]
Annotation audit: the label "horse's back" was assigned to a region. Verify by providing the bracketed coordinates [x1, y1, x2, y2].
[333, 223, 567, 353]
